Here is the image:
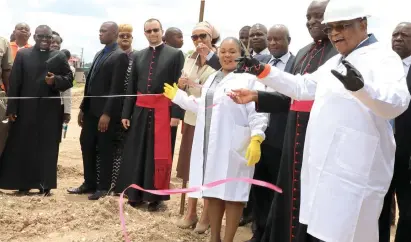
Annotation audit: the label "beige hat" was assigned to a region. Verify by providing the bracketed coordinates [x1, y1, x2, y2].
[193, 21, 220, 39]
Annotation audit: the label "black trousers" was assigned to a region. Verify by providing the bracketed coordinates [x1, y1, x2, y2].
[379, 136, 411, 242]
[171, 126, 178, 158]
[251, 144, 282, 240]
[80, 112, 117, 190]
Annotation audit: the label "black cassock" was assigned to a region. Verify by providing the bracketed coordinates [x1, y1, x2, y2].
[262, 39, 337, 242]
[0, 47, 73, 190]
[115, 44, 184, 202]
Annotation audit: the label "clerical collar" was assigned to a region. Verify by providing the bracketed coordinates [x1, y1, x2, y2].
[149, 42, 164, 50]
[314, 38, 330, 45]
[34, 45, 49, 52]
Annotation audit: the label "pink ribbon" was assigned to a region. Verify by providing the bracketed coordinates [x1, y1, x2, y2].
[119, 177, 282, 242]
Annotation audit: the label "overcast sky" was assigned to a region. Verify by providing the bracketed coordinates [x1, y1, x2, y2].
[0, 0, 409, 62]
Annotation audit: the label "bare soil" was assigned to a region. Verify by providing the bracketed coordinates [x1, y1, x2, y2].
[0, 86, 253, 242]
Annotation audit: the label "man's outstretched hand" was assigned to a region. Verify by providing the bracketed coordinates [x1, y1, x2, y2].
[227, 88, 258, 104]
[234, 56, 266, 76]
[331, 60, 364, 92]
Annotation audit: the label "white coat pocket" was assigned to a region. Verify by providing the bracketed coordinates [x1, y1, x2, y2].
[332, 126, 379, 180]
[231, 125, 251, 158]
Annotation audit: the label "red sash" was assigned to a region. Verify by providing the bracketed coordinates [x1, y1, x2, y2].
[136, 93, 172, 190]
[290, 100, 314, 112]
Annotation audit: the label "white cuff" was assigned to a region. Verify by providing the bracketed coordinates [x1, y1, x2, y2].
[206, 51, 214, 61]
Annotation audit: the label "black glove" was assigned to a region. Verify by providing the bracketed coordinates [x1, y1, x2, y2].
[331, 60, 364, 92]
[234, 56, 266, 76]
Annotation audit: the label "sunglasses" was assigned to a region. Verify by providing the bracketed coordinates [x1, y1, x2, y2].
[323, 18, 365, 35]
[145, 28, 160, 34]
[323, 23, 354, 35]
[191, 33, 209, 41]
[119, 33, 132, 39]
[36, 34, 53, 40]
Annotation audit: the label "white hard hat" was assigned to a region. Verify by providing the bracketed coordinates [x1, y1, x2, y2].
[322, 0, 371, 24]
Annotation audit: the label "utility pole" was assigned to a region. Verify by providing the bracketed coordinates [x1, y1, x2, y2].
[199, 0, 205, 22]
[80, 48, 84, 68]
[179, 0, 207, 216]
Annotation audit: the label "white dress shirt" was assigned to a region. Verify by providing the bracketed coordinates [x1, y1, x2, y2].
[403, 55, 411, 75]
[265, 52, 291, 92]
[252, 48, 270, 56]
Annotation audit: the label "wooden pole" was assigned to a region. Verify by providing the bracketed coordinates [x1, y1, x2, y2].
[199, 0, 205, 22]
[178, 0, 206, 217]
[179, 180, 187, 215]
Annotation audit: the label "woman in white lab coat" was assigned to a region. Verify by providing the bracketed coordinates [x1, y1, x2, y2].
[164, 37, 268, 242]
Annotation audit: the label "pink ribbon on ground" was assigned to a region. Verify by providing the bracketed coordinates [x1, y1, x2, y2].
[119, 177, 282, 242]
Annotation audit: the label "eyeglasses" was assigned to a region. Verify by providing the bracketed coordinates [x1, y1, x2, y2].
[145, 28, 160, 34]
[36, 34, 53, 40]
[119, 33, 132, 39]
[322, 17, 368, 35]
[191, 33, 209, 41]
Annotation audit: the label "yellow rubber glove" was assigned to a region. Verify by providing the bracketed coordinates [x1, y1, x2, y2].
[245, 135, 264, 166]
[163, 83, 178, 100]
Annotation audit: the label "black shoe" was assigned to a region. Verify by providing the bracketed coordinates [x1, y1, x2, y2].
[67, 184, 96, 194]
[39, 189, 51, 196]
[16, 189, 30, 195]
[88, 190, 108, 200]
[148, 201, 163, 212]
[128, 201, 144, 208]
[239, 215, 253, 227]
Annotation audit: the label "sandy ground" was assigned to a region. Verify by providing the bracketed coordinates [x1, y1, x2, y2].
[0, 86, 253, 242]
[0, 86, 399, 242]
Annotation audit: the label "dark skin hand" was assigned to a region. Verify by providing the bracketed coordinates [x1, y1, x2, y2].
[45, 72, 55, 85]
[227, 88, 258, 104]
[98, 114, 110, 132]
[63, 113, 71, 123]
[8, 114, 17, 122]
[331, 60, 364, 92]
[2, 70, 10, 92]
[78, 111, 84, 127]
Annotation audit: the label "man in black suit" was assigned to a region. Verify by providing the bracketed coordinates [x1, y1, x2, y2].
[232, 24, 295, 242]
[67, 21, 129, 200]
[379, 22, 411, 242]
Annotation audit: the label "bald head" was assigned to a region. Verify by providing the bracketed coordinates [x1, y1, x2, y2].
[103, 21, 119, 34]
[13, 22, 31, 44]
[250, 23, 268, 35]
[269, 24, 290, 39]
[164, 27, 183, 49]
[267, 24, 291, 58]
[249, 23, 268, 53]
[306, 0, 329, 41]
[392, 22, 411, 59]
[100, 21, 119, 45]
[34, 25, 52, 50]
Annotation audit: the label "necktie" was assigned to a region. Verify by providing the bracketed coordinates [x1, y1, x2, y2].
[270, 58, 281, 66]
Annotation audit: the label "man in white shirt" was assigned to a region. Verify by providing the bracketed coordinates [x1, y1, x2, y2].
[244, 24, 296, 242]
[249, 23, 270, 56]
[379, 21, 411, 242]
[232, 1, 410, 241]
